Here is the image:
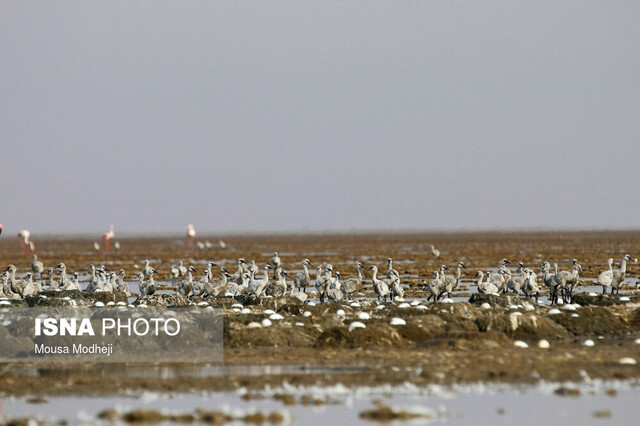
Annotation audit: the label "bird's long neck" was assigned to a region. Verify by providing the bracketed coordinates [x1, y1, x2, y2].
[477, 273, 484, 286]
[620, 259, 628, 274]
[303, 264, 309, 277]
[456, 266, 462, 279]
[356, 266, 362, 281]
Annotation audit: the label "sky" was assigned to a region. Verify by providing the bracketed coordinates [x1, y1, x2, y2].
[1, 1, 639, 235]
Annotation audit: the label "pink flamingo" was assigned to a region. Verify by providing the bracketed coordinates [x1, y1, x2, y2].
[0, 222, 3, 236]
[17, 229, 35, 254]
[102, 224, 115, 255]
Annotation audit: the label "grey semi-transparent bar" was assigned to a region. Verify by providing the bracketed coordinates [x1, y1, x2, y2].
[0, 307, 223, 363]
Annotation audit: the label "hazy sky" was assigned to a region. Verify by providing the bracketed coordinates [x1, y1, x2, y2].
[1, 1, 639, 235]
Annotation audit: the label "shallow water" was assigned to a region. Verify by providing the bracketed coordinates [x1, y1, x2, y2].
[3, 381, 640, 425]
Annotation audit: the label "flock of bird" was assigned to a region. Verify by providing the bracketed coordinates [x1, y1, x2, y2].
[0, 252, 637, 304]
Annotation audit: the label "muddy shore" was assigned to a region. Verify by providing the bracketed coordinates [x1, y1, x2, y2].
[1, 231, 639, 398]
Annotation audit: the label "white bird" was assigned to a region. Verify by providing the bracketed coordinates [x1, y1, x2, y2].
[389, 270, 404, 301]
[476, 271, 499, 295]
[430, 244, 440, 259]
[248, 265, 270, 297]
[270, 252, 282, 277]
[369, 265, 390, 302]
[386, 257, 399, 280]
[552, 262, 582, 303]
[326, 271, 344, 301]
[115, 269, 131, 296]
[293, 259, 313, 293]
[266, 269, 288, 298]
[598, 254, 636, 295]
[523, 269, 540, 302]
[30, 254, 44, 280]
[341, 262, 365, 300]
[442, 261, 466, 298]
[506, 262, 526, 294]
[93, 242, 100, 252]
[179, 266, 198, 299]
[315, 265, 333, 303]
[424, 265, 448, 301]
[139, 268, 158, 296]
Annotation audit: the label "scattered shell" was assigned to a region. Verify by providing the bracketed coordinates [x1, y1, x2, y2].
[349, 321, 366, 332]
[232, 308, 241, 313]
[514, 340, 529, 349]
[264, 309, 276, 315]
[205, 306, 215, 312]
[240, 308, 251, 315]
[524, 305, 535, 311]
[440, 298, 454, 304]
[269, 313, 284, 321]
[588, 292, 598, 297]
[538, 339, 550, 349]
[620, 296, 630, 302]
[357, 312, 371, 320]
[562, 304, 577, 311]
[583, 339, 595, 347]
[116, 301, 126, 306]
[231, 303, 243, 309]
[106, 301, 115, 306]
[261, 319, 272, 327]
[336, 309, 346, 317]
[302, 311, 312, 318]
[1, 320, 11, 327]
[376, 305, 386, 310]
[307, 302, 317, 307]
[508, 305, 518, 310]
[415, 305, 429, 310]
[94, 301, 105, 307]
[619, 357, 637, 365]
[480, 303, 491, 310]
[410, 300, 421, 306]
[0, 301, 11, 306]
[397, 303, 411, 309]
[571, 314, 580, 318]
[295, 322, 305, 327]
[635, 338, 640, 345]
[510, 311, 523, 316]
[547, 308, 561, 315]
[63, 297, 72, 301]
[197, 302, 208, 307]
[390, 317, 406, 326]
[349, 302, 361, 307]
[247, 322, 262, 329]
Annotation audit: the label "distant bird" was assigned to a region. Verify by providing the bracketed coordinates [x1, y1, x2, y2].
[430, 244, 440, 259]
[186, 224, 196, 251]
[293, 259, 313, 293]
[248, 265, 270, 297]
[102, 225, 115, 255]
[598, 254, 636, 295]
[266, 269, 288, 298]
[270, 252, 281, 277]
[114, 241, 121, 253]
[341, 262, 365, 300]
[0, 222, 3, 236]
[18, 230, 35, 254]
[219, 239, 226, 249]
[369, 265, 390, 302]
[326, 272, 344, 301]
[93, 242, 100, 252]
[476, 271, 499, 294]
[31, 254, 44, 280]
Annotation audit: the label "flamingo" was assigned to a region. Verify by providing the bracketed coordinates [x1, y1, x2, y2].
[102, 224, 115, 255]
[0, 222, 3, 236]
[18, 230, 35, 254]
[186, 224, 196, 251]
